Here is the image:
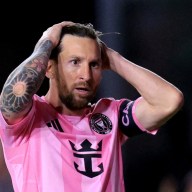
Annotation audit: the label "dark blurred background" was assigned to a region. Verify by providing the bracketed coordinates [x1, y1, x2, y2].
[0, 0, 192, 191]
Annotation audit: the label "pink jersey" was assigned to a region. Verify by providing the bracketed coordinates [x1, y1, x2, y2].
[0, 95, 153, 192]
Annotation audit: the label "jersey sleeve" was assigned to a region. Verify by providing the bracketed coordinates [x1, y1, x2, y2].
[118, 98, 157, 137]
[0, 97, 37, 147]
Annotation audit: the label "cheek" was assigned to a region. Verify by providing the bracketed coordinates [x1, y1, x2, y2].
[59, 66, 75, 80]
[60, 71, 77, 89]
[93, 71, 102, 84]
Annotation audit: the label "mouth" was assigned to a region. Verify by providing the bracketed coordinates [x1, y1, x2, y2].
[74, 86, 92, 97]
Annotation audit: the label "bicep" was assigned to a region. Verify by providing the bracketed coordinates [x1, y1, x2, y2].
[118, 99, 144, 137]
[1, 100, 32, 125]
[134, 97, 168, 131]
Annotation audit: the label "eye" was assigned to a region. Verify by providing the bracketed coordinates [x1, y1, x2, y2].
[71, 59, 79, 65]
[90, 62, 101, 68]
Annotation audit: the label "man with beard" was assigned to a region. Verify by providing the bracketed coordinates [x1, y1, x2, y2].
[0, 21, 184, 192]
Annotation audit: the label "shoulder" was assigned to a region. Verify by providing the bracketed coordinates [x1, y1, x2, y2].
[93, 97, 128, 107]
[90, 97, 131, 116]
[32, 94, 55, 115]
[33, 95, 50, 107]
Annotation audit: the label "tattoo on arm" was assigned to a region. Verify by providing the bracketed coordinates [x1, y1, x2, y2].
[1, 40, 53, 118]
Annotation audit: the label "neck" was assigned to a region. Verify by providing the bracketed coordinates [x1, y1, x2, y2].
[44, 91, 90, 116]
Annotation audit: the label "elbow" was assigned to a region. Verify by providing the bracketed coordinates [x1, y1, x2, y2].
[174, 90, 184, 111]
[167, 90, 184, 116]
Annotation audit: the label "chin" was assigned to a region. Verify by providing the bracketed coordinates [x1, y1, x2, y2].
[74, 98, 90, 108]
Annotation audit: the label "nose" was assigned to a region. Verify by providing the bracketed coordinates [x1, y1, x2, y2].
[79, 64, 92, 81]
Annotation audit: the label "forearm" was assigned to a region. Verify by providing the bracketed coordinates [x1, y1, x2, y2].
[108, 49, 184, 129]
[0, 39, 53, 124]
[112, 52, 178, 103]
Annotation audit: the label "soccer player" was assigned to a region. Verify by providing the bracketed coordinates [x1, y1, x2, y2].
[0, 21, 184, 192]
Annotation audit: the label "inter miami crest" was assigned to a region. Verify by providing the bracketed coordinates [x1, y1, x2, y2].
[90, 113, 112, 134]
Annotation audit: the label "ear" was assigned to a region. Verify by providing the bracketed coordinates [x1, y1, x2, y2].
[46, 60, 55, 79]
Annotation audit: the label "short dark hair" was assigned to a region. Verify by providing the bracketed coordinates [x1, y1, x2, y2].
[50, 23, 102, 60]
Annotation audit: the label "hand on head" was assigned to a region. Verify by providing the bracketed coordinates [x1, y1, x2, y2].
[35, 21, 75, 50]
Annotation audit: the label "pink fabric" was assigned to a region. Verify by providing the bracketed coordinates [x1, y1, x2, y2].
[0, 95, 126, 192]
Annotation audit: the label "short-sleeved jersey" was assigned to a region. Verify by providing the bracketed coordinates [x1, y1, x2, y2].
[0, 95, 151, 192]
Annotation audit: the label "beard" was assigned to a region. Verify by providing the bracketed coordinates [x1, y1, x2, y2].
[59, 93, 92, 110]
[58, 85, 96, 110]
[55, 67, 99, 111]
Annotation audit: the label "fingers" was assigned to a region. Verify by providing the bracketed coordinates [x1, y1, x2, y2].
[35, 21, 76, 50]
[46, 21, 74, 32]
[60, 21, 74, 27]
[46, 21, 74, 33]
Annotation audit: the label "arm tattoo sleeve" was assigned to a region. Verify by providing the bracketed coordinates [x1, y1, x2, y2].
[0, 40, 53, 117]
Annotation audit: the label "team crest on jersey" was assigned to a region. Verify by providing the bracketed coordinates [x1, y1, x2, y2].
[90, 113, 112, 134]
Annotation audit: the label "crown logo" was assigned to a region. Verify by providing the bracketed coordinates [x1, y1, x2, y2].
[69, 139, 102, 152]
[69, 139, 104, 177]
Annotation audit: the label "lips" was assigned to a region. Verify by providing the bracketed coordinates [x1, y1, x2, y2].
[73, 81, 93, 96]
[76, 86, 89, 91]
[74, 86, 92, 97]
